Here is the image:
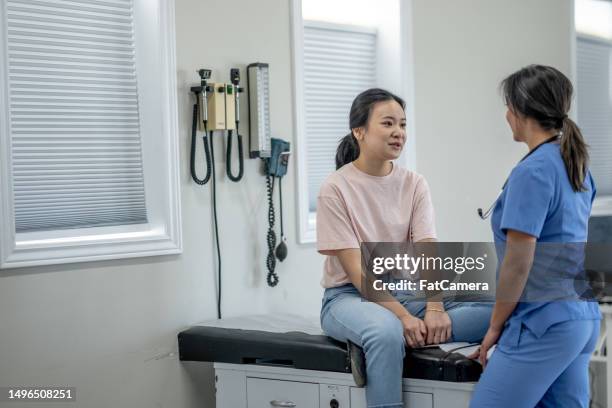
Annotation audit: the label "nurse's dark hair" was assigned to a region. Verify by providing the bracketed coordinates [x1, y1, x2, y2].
[501, 65, 589, 192]
[336, 88, 406, 169]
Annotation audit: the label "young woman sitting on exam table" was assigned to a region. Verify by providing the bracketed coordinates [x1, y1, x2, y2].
[316, 88, 493, 408]
[468, 65, 601, 408]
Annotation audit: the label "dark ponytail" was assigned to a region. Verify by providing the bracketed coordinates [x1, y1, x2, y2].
[501, 65, 589, 191]
[335, 88, 406, 169]
[560, 118, 589, 192]
[336, 133, 360, 170]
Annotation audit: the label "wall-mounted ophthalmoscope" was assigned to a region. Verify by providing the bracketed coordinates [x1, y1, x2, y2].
[226, 67, 244, 182]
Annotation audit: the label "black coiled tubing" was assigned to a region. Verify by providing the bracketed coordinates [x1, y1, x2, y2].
[190, 104, 211, 185]
[265, 168, 279, 287]
[226, 129, 244, 182]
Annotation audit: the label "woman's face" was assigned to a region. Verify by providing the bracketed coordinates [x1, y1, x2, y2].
[354, 100, 406, 161]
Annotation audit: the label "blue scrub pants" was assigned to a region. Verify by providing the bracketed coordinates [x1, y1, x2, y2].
[320, 284, 493, 408]
[470, 318, 600, 408]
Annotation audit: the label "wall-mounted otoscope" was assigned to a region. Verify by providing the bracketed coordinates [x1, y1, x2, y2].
[190, 68, 222, 319]
[190, 69, 213, 185]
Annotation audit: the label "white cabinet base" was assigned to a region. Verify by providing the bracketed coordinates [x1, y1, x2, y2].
[214, 362, 475, 408]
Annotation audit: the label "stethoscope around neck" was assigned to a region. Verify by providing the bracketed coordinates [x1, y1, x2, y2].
[477, 134, 561, 220]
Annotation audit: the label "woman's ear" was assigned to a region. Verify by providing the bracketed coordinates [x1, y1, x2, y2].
[506, 108, 522, 129]
[353, 127, 365, 142]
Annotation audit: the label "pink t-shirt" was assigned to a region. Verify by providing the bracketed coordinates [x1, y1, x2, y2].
[316, 162, 437, 288]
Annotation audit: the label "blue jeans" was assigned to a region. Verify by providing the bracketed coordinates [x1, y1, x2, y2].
[320, 284, 493, 408]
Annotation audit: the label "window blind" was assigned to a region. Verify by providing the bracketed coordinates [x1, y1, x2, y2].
[577, 36, 612, 196]
[303, 21, 376, 211]
[4, 0, 147, 232]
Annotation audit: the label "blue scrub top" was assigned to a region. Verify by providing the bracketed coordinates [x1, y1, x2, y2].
[491, 142, 601, 346]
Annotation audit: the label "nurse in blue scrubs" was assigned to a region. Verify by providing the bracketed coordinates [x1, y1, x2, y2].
[469, 65, 602, 407]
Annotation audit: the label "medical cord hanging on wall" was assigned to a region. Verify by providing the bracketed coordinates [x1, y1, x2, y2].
[190, 68, 245, 319]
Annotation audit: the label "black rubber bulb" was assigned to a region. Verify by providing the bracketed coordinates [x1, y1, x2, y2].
[275, 237, 288, 261]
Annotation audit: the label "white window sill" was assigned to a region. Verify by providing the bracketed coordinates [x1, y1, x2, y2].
[2, 222, 181, 269]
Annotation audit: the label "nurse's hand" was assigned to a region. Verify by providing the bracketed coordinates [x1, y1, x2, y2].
[469, 326, 502, 368]
[400, 314, 427, 348]
[423, 310, 452, 344]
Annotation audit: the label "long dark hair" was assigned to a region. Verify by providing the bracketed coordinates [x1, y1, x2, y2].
[335, 88, 406, 169]
[501, 65, 589, 192]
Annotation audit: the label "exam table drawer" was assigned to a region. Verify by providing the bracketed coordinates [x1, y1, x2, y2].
[401, 392, 433, 408]
[350, 388, 433, 408]
[247, 377, 319, 407]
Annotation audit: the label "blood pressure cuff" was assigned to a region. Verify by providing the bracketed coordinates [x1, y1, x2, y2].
[178, 325, 482, 382]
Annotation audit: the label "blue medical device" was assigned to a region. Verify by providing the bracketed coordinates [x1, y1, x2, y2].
[266, 138, 290, 177]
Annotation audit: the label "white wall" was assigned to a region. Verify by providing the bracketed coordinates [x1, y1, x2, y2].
[410, 0, 573, 241]
[0, 1, 573, 407]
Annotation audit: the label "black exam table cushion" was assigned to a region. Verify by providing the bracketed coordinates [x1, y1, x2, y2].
[178, 325, 482, 382]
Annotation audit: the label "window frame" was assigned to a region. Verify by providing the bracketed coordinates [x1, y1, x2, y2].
[290, 0, 415, 244]
[575, 32, 612, 216]
[0, 0, 182, 269]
